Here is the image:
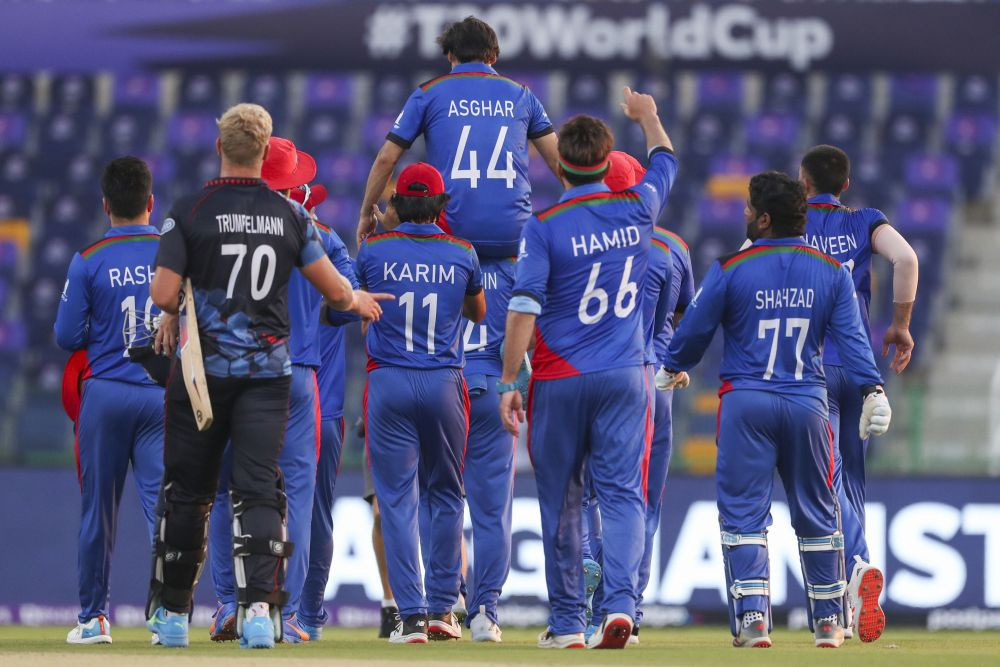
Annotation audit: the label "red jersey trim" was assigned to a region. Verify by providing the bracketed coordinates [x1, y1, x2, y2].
[528, 328, 581, 380]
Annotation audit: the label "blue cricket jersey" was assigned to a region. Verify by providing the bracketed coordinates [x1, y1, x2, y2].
[643, 226, 675, 365]
[357, 222, 483, 370]
[463, 257, 516, 378]
[54, 224, 161, 385]
[652, 228, 695, 366]
[387, 62, 554, 258]
[316, 237, 360, 421]
[802, 193, 888, 366]
[663, 238, 883, 410]
[288, 221, 357, 368]
[511, 148, 678, 380]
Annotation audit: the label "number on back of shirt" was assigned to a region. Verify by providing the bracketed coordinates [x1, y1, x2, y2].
[463, 321, 487, 352]
[578, 256, 638, 325]
[221, 243, 276, 300]
[451, 125, 515, 189]
[757, 317, 810, 380]
[399, 291, 438, 354]
[121, 294, 154, 357]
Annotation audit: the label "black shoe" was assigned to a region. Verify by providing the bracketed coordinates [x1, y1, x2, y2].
[389, 614, 428, 644]
[378, 606, 400, 639]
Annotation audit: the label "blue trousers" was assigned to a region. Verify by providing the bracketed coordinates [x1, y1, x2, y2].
[75, 378, 163, 623]
[299, 417, 345, 627]
[366, 366, 469, 618]
[635, 386, 674, 627]
[716, 390, 843, 621]
[209, 364, 320, 616]
[463, 377, 515, 625]
[826, 364, 869, 566]
[529, 367, 649, 635]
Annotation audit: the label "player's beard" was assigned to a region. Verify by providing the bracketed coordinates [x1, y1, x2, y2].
[746, 218, 762, 242]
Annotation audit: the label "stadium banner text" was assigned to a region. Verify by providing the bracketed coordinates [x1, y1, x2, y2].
[2, 469, 998, 629]
[0, 1, 997, 73]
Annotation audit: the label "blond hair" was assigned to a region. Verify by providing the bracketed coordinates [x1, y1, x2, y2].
[216, 103, 272, 166]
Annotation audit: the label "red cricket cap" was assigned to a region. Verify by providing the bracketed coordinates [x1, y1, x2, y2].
[289, 183, 328, 210]
[261, 136, 317, 190]
[395, 162, 445, 197]
[605, 150, 648, 191]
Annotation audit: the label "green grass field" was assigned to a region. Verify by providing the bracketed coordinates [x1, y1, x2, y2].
[2, 626, 1000, 666]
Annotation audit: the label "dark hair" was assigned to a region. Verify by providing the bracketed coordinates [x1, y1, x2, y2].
[557, 115, 615, 186]
[749, 171, 807, 237]
[801, 144, 850, 196]
[100, 156, 152, 219]
[389, 193, 450, 224]
[437, 16, 500, 64]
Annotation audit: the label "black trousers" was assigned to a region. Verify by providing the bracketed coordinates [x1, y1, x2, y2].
[158, 367, 292, 612]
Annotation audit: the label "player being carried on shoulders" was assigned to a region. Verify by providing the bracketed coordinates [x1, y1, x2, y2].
[660, 171, 892, 649]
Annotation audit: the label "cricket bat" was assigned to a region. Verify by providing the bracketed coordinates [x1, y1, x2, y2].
[179, 278, 213, 431]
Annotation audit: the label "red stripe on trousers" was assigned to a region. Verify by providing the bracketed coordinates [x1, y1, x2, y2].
[826, 421, 836, 489]
[312, 370, 322, 463]
[525, 379, 535, 468]
[363, 377, 371, 470]
[641, 371, 653, 504]
[460, 376, 470, 473]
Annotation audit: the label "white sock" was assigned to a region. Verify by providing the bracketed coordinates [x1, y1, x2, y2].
[247, 602, 269, 619]
[817, 614, 839, 625]
[742, 611, 765, 628]
[164, 610, 186, 619]
[381, 598, 396, 609]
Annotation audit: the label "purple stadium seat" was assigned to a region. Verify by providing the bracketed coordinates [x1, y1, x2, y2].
[0, 74, 34, 111]
[304, 73, 355, 109]
[566, 73, 608, 109]
[894, 197, 951, 290]
[825, 73, 872, 121]
[0, 319, 27, 354]
[314, 151, 370, 191]
[314, 196, 360, 240]
[302, 111, 348, 151]
[0, 240, 18, 274]
[698, 196, 745, 230]
[114, 72, 161, 110]
[953, 74, 998, 113]
[140, 154, 177, 187]
[243, 73, 289, 129]
[761, 72, 807, 115]
[946, 112, 998, 199]
[507, 72, 549, 102]
[904, 154, 959, 195]
[63, 153, 100, 193]
[103, 110, 156, 156]
[371, 74, 412, 114]
[44, 194, 100, 244]
[889, 74, 939, 118]
[0, 151, 35, 209]
[167, 112, 219, 153]
[695, 72, 743, 116]
[179, 73, 223, 111]
[363, 114, 397, 152]
[38, 112, 88, 158]
[815, 112, 864, 157]
[882, 113, 931, 177]
[683, 112, 735, 178]
[895, 197, 952, 231]
[745, 113, 800, 156]
[50, 74, 95, 115]
[0, 113, 28, 150]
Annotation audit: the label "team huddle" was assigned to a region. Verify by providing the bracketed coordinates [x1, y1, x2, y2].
[54, 16, 918, 652]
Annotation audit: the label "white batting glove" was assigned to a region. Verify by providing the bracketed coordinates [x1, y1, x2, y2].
[655, 367, 689, 391]
[859, 388, 891, 439]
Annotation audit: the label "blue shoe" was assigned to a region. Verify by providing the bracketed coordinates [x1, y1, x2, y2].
[298, 619, 322, 641]
[584, 623, 600, 643]
[209, 602, 237, 642]
[239, 615, 275, 649]
[583, 558, 602, 623]
[281, 614, 311, 644]
[146, 607, 188, 648]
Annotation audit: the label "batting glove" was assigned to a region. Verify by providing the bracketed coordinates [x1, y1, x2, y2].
[655, 367, 689, 391]
[859, 388, 891, 439]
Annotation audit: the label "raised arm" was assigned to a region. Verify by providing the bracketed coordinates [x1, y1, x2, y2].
[357, 140, 406, 248]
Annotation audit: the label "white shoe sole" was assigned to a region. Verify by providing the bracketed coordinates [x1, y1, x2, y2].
[67, 635, 112, 645]
[389, 633, 428, 644]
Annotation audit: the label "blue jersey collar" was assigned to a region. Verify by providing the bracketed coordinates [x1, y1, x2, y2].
[753, 237, 808, 247]
[559, 181, 610, 203]
[808, 193, 843, 206]
[394, 221, 446, 236]
[105, 223, 159, 237]
[450, 62, 497, 75]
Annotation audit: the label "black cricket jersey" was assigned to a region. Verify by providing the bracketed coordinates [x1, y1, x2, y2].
[156, 177, 326, 378]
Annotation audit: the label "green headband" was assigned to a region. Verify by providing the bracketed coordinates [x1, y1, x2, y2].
[558, 156, 610, 177]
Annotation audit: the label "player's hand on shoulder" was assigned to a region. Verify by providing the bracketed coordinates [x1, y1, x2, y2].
[655, 366, 689, 391]
[882, 324, 914, 374]
[154, 312, 179, 357]
[860, 387, 891, 439]
[350, 289, 394, 322]
[356, 208, 377, 248]
[620, 86, 658, 123]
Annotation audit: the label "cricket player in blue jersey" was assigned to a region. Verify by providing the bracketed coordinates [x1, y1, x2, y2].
[298, 186, 362, 641]
[358, 16, 559, 639]
[359, 163, 486, 644]
[55, 157, 164, 645]
[799, 145, 918, 643]
[500, 88, 678, 650]
[660, 171, 892, 649]
[206, 138, 356, 644]
[580, 151, 686, 643]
